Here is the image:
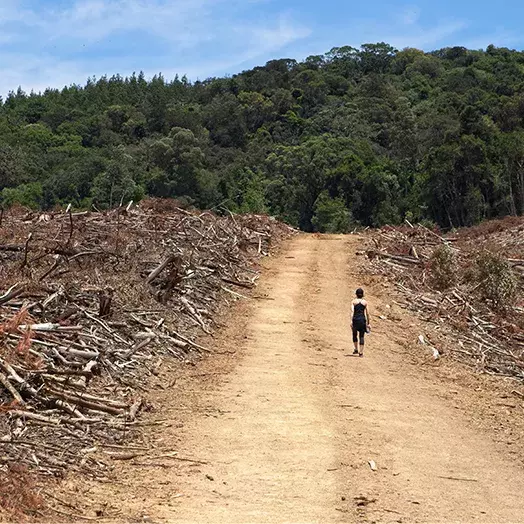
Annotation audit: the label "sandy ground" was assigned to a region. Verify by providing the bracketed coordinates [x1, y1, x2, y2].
[62, 235, 524, 523]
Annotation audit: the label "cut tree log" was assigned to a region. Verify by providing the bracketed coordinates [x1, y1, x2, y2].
[0, 372, 24, 403]
[0, 201, 295, 477]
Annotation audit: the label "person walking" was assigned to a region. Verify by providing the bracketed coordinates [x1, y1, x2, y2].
[351, 288, 370, 357]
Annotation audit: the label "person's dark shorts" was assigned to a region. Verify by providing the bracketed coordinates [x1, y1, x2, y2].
[352, 321, 366, 345]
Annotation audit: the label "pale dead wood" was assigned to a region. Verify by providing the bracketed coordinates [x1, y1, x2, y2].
[0, 200, 295, 480]
[364, 220, 524, 380]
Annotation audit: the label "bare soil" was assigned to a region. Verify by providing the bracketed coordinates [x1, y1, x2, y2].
[61, 235, 524, 523]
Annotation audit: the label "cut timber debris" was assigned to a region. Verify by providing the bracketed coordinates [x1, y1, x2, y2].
[418, 335, 440, 360]
[363, 218, 524, 380]
[0, 199, 295, 479]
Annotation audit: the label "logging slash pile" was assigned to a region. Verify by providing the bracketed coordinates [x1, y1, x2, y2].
[0, 200, 294, 486]
[364, 217, 524, 379]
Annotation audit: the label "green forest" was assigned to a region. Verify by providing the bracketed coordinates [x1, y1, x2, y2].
[1, 43, 524, 231]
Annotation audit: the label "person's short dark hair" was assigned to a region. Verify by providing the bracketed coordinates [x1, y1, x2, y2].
[356, 288, 364, 298]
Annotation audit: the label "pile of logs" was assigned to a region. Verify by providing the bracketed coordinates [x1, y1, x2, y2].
[0, 201, 295, 478]
[364, 219, 524, 379]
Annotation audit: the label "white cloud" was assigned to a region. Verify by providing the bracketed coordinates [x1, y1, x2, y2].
[397, 6, 421, 26]
[46, 0, 214, 45]
[383, 20, 468, 50]
[0, 0, 310, 95]
[288, 5, 471, 63]
[177, 15, 310, 80]
[240, 15, 311, 61]
[1, 1, 519, 97]
[337, 5, 462, 50]
[458, 29, 520, 51]
[385, 6, 518, 52]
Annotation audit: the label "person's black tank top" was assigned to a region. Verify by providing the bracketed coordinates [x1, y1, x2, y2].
[353, 302, 366, 322]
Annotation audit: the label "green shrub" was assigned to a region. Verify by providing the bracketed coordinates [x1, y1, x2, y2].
[312, 191, 352, 233]
[419, 218, 438, 230]
[471, 250, 517, 308]
[91, 168, 144, 209]
[429, 244, 458, 290]
[0, 183, 43, 209]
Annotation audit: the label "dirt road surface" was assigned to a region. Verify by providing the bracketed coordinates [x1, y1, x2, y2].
[74, 235, 524, 523]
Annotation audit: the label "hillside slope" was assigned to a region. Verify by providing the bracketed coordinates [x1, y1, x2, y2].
[2, 44, 524, 230]
[60, 235, 524, 523]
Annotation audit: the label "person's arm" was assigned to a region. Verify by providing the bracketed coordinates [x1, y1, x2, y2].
[351, 301, 355, 326]
[365, 303, 371, 327]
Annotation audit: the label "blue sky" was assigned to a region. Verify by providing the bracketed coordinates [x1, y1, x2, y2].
[0, 0, 523, 95]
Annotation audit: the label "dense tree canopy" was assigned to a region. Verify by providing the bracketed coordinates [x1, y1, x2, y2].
[2, 43, 524, 231]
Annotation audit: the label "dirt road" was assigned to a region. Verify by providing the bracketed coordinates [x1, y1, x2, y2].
[77, 235, 524, 523]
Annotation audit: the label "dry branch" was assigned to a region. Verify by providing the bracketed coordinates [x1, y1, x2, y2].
[0, 199, 295, 480]
[363, 220, 524, 380]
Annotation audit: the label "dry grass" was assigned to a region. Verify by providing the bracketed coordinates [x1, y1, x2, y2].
[455, 215, 524, 239]
[0, 465, 44, 522]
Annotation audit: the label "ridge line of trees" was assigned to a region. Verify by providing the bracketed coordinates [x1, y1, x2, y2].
[2, 42, 524, 231]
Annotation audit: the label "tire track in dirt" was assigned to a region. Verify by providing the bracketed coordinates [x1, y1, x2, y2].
[70, 235, 524, 523]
